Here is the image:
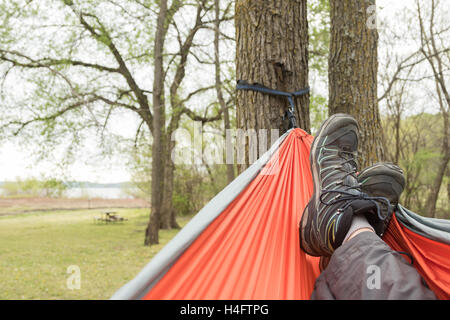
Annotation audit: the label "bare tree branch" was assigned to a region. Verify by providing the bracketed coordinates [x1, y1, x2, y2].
[5, 96, 99, 136]
[0, 49, 120, 73]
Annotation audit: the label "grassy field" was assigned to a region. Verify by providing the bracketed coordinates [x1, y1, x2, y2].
[0, 208, 191, 299]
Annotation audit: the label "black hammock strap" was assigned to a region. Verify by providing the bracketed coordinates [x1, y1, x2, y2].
[236, 80, 310, 129]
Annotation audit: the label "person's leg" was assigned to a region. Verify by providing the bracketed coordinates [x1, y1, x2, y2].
[299, 113, 436, 299]
[312, 229, 436, 300]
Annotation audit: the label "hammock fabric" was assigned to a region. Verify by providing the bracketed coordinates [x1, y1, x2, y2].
[112, 128, 450, 300]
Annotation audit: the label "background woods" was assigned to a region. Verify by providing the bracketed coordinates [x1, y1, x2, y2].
[0, 0, 448, 252]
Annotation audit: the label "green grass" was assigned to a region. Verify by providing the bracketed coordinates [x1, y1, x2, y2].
[0, 208, 191, 300]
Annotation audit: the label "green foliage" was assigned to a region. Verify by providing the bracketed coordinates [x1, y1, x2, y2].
[173, 164, 227, 216]
[0, 0, 158, 163]
[126, 138, 152, 201]
[309, 93, 328, 134]
[2, 179, 40, 197]
[172, 191, 191, 216]
[308, 0, 330, 76]
[173, 165, 203, 216]
[307, 0, 330, 135]
[383, 113, 449, 218]
[127, 115, 230, 216]
[1, 177, 68, 198]
[41, 178, 69, 197]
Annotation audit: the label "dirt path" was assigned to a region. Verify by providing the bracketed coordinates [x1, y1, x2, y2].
[0, 197, 150, 216]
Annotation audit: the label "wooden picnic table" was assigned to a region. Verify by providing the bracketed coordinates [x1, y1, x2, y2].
[94, 211, 128, 224]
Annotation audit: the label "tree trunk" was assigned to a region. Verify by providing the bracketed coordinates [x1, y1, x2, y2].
[425, 153, 450, 218]
[424, 82, 449, 218]
[215, 0, 235, 183]
[160, 147, 172, 229]
[394, 112, 401, 164]
[145, 0, 168, 246]
[160, 136, 180, 229]
[235, 0, 310, 173]
[328, 0, 385, 168]
[158, 2, 206, 230]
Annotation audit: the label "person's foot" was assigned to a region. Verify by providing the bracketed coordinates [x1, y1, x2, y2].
[358, 162, 405, 236]
[299, 114, 389, 257]
[318, 162, 406, 271]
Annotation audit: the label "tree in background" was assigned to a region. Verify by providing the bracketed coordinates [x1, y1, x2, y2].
[417, 0, 450, 218]
[378, 0, 449, 218]
[308, 0, 330, 133]
[1, 177, 67, 198]
[328, 0, 385, 168]
[146, 0, 168, 245]
[214, 0, 235, 184]
[235, 0, 310, 172]
[0, 0, 234, 245]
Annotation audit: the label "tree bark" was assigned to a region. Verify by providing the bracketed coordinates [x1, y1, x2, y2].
[160, 148, 179, 229]
[145, 0, 168, 245]
[328, 0, 385, 168]
[235, 0, 310, 172]
[160, 121, 180, 230]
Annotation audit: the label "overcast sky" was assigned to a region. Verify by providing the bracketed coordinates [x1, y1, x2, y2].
[0, 0, 442, 183]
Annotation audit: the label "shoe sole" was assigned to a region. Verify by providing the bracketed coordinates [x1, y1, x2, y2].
[299, 113, 359, 256]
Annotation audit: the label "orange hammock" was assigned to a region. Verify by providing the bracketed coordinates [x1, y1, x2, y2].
[112, 128, 450, 300]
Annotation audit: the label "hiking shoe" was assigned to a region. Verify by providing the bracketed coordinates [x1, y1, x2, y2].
[299, 114, 390, 257]
[358, 162, 405, 236]
[318, 163, 406, 271]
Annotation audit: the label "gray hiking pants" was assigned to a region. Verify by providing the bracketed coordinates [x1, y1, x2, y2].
[311, 231, 437, 300]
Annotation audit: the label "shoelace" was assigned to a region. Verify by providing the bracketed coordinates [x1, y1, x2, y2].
[335, 158, 358, 190]
[319, 189, 391, 221]
[319, 147, 358, 185]
[318, 145, 391, 221]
